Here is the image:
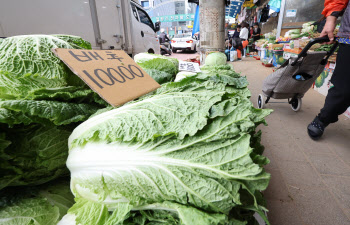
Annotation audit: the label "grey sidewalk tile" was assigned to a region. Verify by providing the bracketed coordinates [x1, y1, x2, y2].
[346, 209, 350, 220]
[270, 140, 307, 162]
[266, 199, 305, 225]
[289, 187, 350, 225]
[321, 175, 350, 209]
[324, 131, 350, 168]
[309, 153, 350, 176]
[260, 125, 308, 162]
[277, 160, 325, 189]
[296, 137, 334, 155]
[264, 169, 293, 203]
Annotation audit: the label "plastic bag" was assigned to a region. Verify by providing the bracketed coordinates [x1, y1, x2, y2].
[230, 48, 237, 62]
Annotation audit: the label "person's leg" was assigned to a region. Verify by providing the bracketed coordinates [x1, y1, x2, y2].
[318, 86, 350, 124]
[242, 40, 248, 58]
[237, 49, 242, 60]
[308, 43, 350, 139]
[238, 41, 248, 60]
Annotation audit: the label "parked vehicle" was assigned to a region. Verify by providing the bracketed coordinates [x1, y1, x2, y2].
[160, 42, 172, 55]
[0, 0, 160, 56]
[171, 34, 197, 53]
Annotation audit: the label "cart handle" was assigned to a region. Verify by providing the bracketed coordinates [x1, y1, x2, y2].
[291, 36, 336, 66]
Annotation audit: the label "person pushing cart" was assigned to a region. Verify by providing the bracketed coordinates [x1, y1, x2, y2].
[307, 0, 350, 140]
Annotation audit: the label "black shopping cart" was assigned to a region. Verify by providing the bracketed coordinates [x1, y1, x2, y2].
[257, 36, 338, 111]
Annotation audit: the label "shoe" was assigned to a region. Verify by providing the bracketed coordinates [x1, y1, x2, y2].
[237, 58, 242, 61]
[307, 116, 329, 140]
[243, 56, 246, 58]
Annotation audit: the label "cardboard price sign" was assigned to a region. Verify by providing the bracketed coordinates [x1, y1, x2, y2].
[53, 49, 160, 106]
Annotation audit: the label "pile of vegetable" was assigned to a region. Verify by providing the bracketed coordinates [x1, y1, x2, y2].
[0, 35, 107, 224]
[59, 52, 272, 225]
[134, 53, 179, 84]
[276, 36, 291, 42]
[0, 40, 272, 225]
[300, 21, 317, 37]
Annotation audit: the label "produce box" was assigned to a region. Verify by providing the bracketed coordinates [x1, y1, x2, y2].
[265, 49, 274, 60]
[283, 51, 298, 60]
[294, 39, 310, 49]
[273, 50, 286, 67]
[284, 48, 302, 54]
[283, 43, 293, 50]
[268, 44, 284, 50]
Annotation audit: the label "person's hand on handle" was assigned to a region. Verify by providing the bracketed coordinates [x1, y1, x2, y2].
[320, 15, 337, 44]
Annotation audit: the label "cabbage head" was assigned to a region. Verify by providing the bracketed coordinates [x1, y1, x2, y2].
[205, 52, 227, 66]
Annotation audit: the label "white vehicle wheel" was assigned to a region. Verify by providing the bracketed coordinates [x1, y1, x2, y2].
[291, 98, 302, 112]
[257, 94, 265, 109]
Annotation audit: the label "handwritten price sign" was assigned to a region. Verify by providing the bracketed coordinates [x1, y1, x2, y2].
[53, 49, 160, 107]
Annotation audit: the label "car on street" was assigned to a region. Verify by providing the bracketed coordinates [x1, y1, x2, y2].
[171, 33, 197, 53]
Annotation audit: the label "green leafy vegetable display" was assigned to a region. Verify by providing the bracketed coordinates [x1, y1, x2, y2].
[0, 35, 106, 190]
[0, 37, 272, 225]
[0, 35, 90, 86]
[134, 53, 179, 84]
[61, 64, 272, 225]
[0, 179, 74, 225]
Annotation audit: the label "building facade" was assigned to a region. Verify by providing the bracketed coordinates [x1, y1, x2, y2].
[139, 0, 197, 35]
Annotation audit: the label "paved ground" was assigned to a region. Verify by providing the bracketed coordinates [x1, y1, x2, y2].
[167, 50, 199, 61]
[231, 57, 350, 225]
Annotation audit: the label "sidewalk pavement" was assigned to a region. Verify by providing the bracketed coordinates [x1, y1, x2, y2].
[231, 58, 350, 225]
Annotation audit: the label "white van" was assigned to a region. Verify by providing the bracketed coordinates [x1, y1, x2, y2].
[0, 0, 160, 55]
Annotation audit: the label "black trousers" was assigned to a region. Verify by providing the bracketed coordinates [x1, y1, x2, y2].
[318, 43, 350, 124]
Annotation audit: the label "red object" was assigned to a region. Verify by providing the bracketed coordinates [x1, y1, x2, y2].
[264, 63, 273, 67]
[255, 57, 260, 60]
[186, 40, 193, 43]
[189, 58, 200, 65]
[171, 40, 176, 43]
[323, 0, 349, 17]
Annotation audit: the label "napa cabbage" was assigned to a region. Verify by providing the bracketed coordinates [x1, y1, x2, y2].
[62, 70, 272, 224]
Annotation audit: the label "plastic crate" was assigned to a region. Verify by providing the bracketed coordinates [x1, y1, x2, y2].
[272, 50, 286, 67]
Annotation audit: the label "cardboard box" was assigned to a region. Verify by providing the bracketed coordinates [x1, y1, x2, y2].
[284, 48, 302, 54]
[294, 39, 310, 49]
[268, 44, 284, 50]
[283, 51, 298, 60]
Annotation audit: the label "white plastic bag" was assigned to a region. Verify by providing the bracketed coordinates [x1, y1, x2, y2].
[230, 48, 237, 62]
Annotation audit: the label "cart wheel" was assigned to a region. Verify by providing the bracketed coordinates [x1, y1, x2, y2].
[291, 98, 302, 112]
[257, 94, 265, 109]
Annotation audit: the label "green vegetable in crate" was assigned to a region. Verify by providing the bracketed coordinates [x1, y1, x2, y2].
[289, 29, 301, 35]
[278, 57, 286, 64]
[274, 47, 283, 50]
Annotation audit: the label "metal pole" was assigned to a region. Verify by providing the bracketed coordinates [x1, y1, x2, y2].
[276, 0, 286, 38]
[199, 0, 226, 64]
